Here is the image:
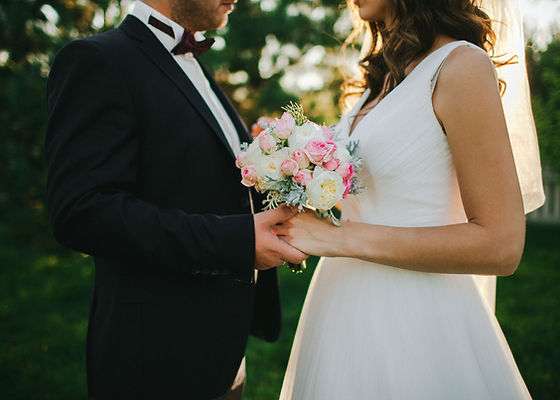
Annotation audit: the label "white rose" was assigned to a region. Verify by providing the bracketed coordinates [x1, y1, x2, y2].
[255, 148, 290, 190]
[332, 143, 351, 164]
[245, 138, 263, 165]
[305, 167, 345, 211]
[287, 122, 324, 150]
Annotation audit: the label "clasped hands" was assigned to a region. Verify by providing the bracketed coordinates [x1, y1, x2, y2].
[254, 205, 337, 270]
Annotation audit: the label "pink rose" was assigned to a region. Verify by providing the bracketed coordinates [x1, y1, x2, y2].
[235, 151, 248, 168]
[343, 178, 353, 198]
[305, 139, 337, 164]
[281, 158, 299, 176]
[323, 157, 340, 171]
[293, 169, 313, 186]
[241, 166, 257, 187]
[258, 132, 277, 153]
[336, 163, 355, 181]
[251, 117, 274, 138]
[321, 125, 335, 140]
[273, 112, 296, 140]
[291, 149, 310, 169]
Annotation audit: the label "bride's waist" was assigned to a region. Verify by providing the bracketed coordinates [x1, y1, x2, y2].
[317, 257, 477, 284]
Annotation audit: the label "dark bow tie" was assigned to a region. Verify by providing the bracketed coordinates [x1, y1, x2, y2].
[148, 15, 215, 57]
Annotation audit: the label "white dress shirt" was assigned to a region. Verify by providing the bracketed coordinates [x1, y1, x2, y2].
[131, 1, 241, 156]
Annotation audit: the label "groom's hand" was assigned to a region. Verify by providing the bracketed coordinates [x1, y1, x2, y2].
[254, 206, 308, 270]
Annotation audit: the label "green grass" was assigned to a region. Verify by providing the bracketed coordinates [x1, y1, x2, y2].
[495, 224, 560, 399]
[1, 225, 558, 399]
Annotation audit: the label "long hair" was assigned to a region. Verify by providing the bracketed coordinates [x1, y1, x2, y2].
[342, 0, 512, 107]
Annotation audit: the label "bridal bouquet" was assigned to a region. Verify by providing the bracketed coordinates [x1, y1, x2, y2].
[236, 103, 364, 272]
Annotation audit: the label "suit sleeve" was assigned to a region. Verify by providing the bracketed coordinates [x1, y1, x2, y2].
[45, 39, 254, 282]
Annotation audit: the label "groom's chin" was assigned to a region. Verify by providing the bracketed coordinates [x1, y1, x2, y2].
[216, 15, 229, 29]
[201, 13, 229, 31]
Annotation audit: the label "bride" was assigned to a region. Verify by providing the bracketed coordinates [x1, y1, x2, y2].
[277, 0, 543, 398]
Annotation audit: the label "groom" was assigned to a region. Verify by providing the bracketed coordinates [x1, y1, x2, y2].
[45, 0, 307, 399]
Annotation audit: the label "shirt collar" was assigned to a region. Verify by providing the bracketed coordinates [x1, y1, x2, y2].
[131, 1, 184, 52]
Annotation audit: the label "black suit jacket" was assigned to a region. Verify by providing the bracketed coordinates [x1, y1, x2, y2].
[45, 15, 280, 400]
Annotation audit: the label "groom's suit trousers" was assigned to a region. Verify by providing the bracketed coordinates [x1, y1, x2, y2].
[214, 358, 246, 400]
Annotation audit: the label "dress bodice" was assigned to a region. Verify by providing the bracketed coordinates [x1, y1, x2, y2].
[335, 41, 483, 227]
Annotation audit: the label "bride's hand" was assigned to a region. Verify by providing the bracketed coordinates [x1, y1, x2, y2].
[274, 209, 340, 257]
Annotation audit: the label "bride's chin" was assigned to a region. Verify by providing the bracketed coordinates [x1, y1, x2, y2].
[359, 11, 384, 23]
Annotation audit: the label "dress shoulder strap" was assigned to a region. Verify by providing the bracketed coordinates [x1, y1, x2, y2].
[427, 41, 486, 93]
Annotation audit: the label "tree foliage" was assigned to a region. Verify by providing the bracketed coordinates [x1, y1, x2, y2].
[201, 0, 354, 123]
[527, 34, 560, 175]
[0, 0, 130, 244]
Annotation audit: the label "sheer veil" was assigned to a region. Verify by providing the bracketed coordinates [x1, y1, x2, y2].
[475, 0, 545, 311]
[479, 0, 545, 214]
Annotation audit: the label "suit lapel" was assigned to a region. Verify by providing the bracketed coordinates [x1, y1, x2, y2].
[119, 15, 236, 158]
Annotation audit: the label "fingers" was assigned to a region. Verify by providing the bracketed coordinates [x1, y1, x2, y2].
[255, 258, 285, 270]
[275, 239, 308, 264]
[255, 234, 307, 270]
[272, 224, 290, 236]
[254, 205, 306, 269]
[265, 204, 298, 224]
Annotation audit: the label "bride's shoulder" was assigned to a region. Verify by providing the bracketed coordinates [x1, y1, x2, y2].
[434, 44, 498, 101]
[438, 44, 496, 86]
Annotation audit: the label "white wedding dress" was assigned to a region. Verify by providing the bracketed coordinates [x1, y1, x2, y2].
[279, 41, 532, 400]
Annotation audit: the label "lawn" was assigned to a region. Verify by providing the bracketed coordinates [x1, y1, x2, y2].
[1, 224, 558, 399]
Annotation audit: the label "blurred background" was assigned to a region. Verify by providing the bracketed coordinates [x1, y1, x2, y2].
[0, 0, 559, 398]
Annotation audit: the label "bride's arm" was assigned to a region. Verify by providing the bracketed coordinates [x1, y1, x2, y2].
[276, 46, 525, 276]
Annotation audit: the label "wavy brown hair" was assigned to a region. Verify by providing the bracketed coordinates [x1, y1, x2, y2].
[342, 0, 513, 107]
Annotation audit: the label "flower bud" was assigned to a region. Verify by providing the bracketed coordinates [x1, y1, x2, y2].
[291, 149, 310, 169]
[323, 157, 340, 171]
[293, 169, 313, 186]
[280, 158, 299, 176]
[258, 132, 277, 153]
[235, 151, 248, 168]
[273, 112, 296, 140]
[251, 117, 274, 138]
[241, 166, 257, 187]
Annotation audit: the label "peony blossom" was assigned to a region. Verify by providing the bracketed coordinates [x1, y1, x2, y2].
[306, 168, 345, 211]
[254, 148, 290, 190]
[281, 158, 299, 176]
[258, 132, 277, 153]
[305, 139, 337, 165]
[244, 138, 263, 166]
[293, 169, 313, 186]
[291, 149, 310, 169]
[241, 166, 257, 187]
[273, 112, 296, 140]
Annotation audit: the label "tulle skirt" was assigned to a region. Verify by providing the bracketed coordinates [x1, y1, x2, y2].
[279, 257, 531, 400]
